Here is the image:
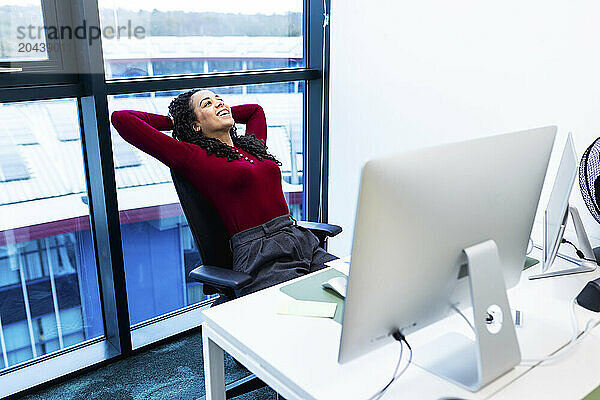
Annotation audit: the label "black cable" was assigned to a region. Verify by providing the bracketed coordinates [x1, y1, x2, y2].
[561, 239, 597, 263]
[368, 331, 413, 400]
[396, 337, 413, 379]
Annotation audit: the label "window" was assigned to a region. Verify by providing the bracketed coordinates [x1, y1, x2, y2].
[0, 1, 78, 87]
[0, 1, 48, 62]
[107, 81, 305, 326]
[98, 1, 304, 79]
[0, 99, 103, 371]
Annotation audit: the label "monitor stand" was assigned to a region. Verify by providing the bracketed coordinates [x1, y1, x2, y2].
[529, 206, 597, 280]
[414, 240, 521, 392]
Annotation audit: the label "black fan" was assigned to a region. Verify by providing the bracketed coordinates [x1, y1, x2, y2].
[576, 138, 600, 311]
[579, 137, 600, 258]
[579, 137, 600, 223]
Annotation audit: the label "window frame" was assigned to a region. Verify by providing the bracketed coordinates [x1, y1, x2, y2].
[0, 0, 79, 88]
[0, 0, 331, 396]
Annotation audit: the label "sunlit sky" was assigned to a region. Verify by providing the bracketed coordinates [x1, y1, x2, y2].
[0, 0, 301, 14]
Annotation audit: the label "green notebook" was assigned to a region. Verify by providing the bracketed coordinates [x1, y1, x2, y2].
[524, 256, 539, 271]
[279, 257, 540, 325]
[585, 385, 600, 400]
[280, 269, 347, 324]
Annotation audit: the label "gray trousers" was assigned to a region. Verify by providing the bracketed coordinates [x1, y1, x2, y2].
[230, 215, 338, 296]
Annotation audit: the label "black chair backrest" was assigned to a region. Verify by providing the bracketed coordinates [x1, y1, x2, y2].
[170, 170, 233, 269]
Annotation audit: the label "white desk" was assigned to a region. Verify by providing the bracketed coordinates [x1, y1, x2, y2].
[201, 248, 600, 400]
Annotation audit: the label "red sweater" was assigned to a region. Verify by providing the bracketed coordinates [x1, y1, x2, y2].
[110, 104, 290, 236]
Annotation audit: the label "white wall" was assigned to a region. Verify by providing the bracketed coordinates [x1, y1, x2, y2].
[328, 0, 600, 256]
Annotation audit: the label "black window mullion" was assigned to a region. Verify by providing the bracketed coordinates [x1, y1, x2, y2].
[0, 82, 85, 103]
[305, 0, 329, 223]
[72, 0, 131, 356]
[105, 68, 319, 96]
[320, 0, 331, 224]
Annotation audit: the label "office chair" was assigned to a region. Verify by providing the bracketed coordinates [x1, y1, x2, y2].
[170, 170, 342, 399]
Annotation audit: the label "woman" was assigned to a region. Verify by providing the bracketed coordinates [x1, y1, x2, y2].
[111, 89, 338, 296]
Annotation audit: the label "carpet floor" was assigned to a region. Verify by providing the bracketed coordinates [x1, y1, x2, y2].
[21, 330, 277, 400]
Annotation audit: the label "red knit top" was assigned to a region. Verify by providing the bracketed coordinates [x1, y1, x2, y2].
[110, 104, 290, 236]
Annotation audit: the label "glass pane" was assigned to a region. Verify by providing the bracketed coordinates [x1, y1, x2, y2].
[0, 99, 103, 371]
[98, 1, 304, 79]
[107, 82, 304, 326]
[0, 1, 48, 62]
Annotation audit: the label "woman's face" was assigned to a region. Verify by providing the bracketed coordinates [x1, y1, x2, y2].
[189, 90, 235, 134]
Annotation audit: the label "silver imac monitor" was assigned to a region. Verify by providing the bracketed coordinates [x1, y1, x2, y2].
[338, 126, 556, 391]
[529, 133, 597, 280]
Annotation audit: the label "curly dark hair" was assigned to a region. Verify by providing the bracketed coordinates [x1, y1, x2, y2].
[167, 89, 281, 165]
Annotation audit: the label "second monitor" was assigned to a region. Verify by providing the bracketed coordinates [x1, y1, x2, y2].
[529, 132, 598, 280]
[339, 126, 556, 391]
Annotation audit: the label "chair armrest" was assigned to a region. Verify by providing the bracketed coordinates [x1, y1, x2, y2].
[189, 265, 253, 290]
[297, 221, 342, 237]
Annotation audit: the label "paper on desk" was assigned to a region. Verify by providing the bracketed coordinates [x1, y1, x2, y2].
[277, 299, 337, 318]
[325, 255, 350, 268]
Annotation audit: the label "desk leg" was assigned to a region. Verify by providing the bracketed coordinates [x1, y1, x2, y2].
[203, 333, 226, 400]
